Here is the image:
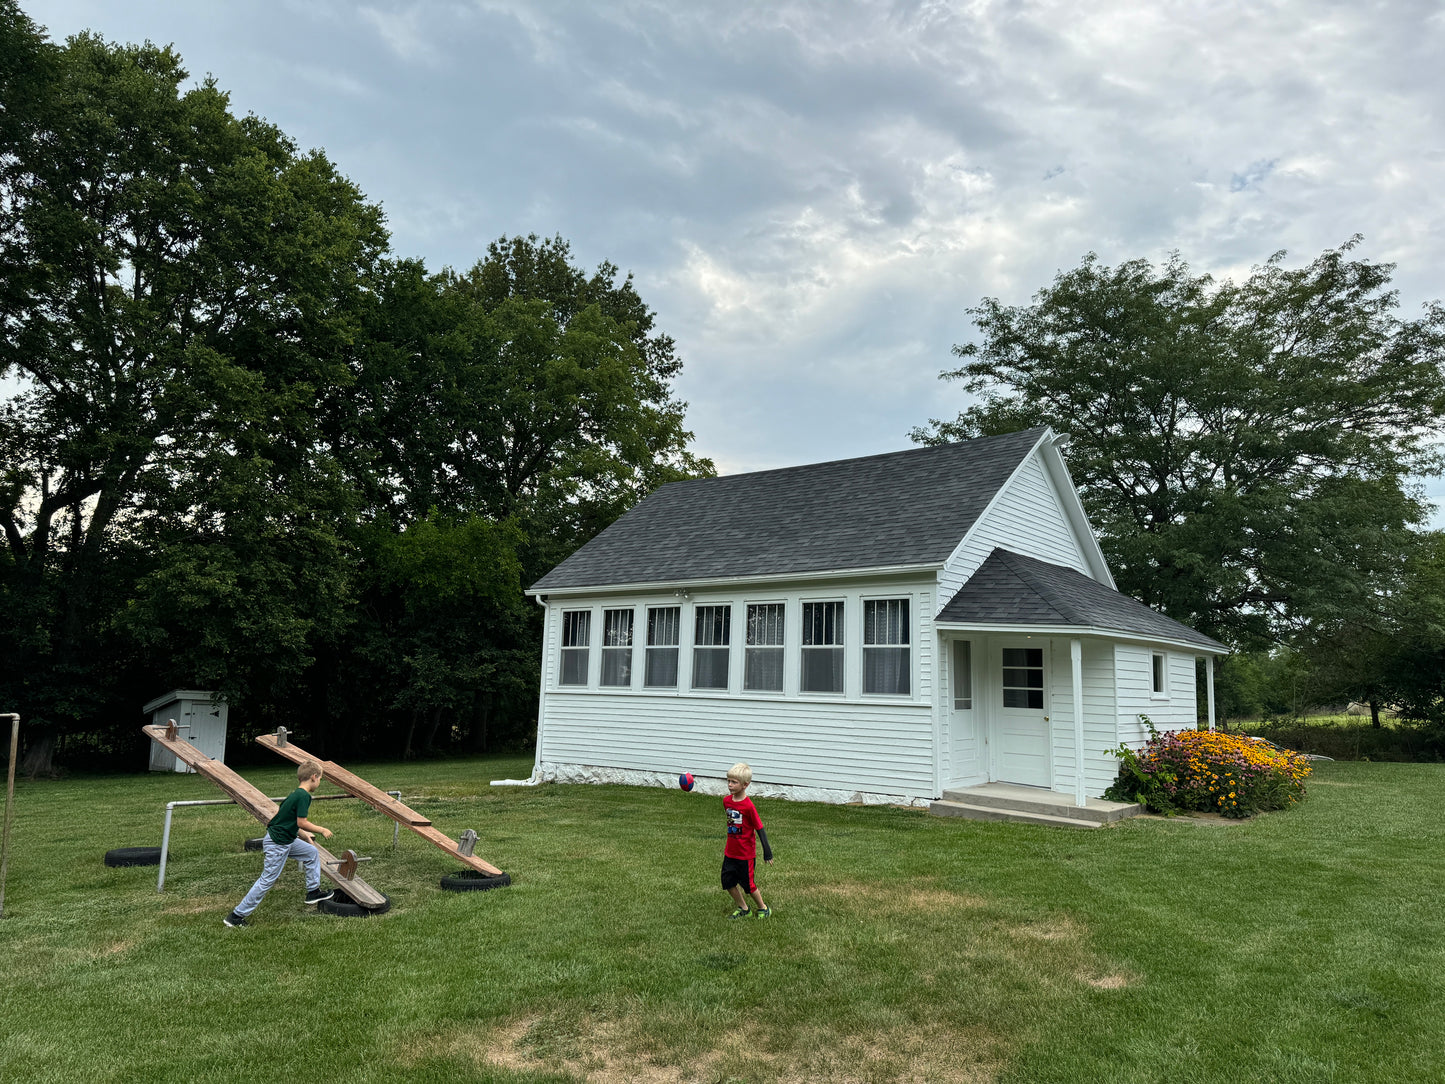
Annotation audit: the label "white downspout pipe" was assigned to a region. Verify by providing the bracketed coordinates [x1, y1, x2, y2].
[1206, 655, 1217, 731]
[493, 594, 550, 787]
[1071, 638, 1086, 807]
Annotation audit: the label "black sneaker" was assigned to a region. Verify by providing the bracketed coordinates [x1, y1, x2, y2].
[223, 911, 249, 928]
[305, 887, 335, 905]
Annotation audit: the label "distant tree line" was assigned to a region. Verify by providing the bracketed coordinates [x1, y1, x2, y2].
[0, 6, 710, 772]
[917, 242, 1445, 738]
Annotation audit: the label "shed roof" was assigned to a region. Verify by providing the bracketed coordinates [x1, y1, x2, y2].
[531, 427, 1050, 591]
[937, 548, 1228, 652]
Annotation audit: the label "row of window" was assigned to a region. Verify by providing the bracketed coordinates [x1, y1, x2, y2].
[558, 598, 913, 695]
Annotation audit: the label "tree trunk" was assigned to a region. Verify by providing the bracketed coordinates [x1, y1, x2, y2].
[21, 727, 58, 778]
[422, 705, 445, 754]
[1369, 699, 1381, 728]
[402, 707, 420, 760]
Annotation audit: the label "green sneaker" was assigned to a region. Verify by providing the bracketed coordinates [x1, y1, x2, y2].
[729, 906, 751, 919]
[754, 906, 772, 919]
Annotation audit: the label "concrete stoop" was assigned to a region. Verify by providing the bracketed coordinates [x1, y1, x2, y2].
[929, 783, 1144, 829]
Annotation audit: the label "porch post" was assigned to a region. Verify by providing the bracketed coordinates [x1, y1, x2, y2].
[1206, 655, 1216, 731]
[1071, 638, 1085, 807]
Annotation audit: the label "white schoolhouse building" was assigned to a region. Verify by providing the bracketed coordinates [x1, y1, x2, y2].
[524, 427, 1227, 807]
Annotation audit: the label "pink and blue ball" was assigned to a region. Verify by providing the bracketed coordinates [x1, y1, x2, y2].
[679, 772, 695, 791]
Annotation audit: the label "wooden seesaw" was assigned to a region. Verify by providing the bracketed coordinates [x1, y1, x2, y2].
[256, 728, 506, 879]
[142, 722, 389, 909]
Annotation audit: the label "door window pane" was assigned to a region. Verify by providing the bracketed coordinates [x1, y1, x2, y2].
[1001, 647, 1044, 709]
[951, 640, 973, 710]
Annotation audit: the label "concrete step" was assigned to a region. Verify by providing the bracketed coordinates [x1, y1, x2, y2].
[938, 788, 1142, 824]
[929, 800, 1103, 829]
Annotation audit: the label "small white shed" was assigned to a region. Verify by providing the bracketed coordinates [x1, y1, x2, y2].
[144, 690, 228, 772]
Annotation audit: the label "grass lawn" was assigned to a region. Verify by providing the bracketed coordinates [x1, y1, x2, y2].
[1, 755, 1442, 1083]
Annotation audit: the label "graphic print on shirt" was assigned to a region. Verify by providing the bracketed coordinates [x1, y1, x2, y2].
[727, 807, 744, 836]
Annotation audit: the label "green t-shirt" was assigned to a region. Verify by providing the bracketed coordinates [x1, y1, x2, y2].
[267, 787, 312, 845]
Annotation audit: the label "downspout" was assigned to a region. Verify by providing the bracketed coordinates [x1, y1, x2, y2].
[1206, 655, 1216, 732]
[491, 594, 550, 787]
[1071, 638, 1086, 807]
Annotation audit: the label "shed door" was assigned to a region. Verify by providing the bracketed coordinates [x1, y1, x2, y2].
[992, 642, 1051, 787]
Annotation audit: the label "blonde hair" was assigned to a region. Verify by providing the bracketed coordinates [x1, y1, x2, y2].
[727, 762, 752, 786]
[297, 759, 323, 784]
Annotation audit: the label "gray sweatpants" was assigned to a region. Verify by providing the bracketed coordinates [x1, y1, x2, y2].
[234, 836, 321, 916]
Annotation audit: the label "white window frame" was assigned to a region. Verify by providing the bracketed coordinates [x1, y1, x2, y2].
[600, 608, 635, 688]
[800, 599, 845, 696]
[691, 603, 732, 691]
[1151, 652, 1170, 699]
[1001, 645, 1045, 709]
[862, 596, 911, 696]
[644, 605, 681, 689]
[743, 601, 786, 694]
[558, 610, 591, 687]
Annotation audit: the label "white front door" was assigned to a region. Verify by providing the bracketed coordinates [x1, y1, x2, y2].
[992, 641, 1051, 787]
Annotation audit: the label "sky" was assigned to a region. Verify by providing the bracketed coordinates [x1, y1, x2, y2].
[20, 0, 1445, 507]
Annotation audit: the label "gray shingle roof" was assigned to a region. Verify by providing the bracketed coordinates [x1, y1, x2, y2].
[937, 548, 1227, 651]
[531, 427, 1049, 591]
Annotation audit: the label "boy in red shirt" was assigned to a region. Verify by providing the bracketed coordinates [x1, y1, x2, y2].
[722, 762, 773, 919]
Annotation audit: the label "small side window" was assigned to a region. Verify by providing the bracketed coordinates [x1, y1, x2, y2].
[951, 640, 972, 710]
[1151, 653, 1168, 697]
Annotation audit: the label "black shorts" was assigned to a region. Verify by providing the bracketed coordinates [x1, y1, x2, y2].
[721, 855, 756, 893]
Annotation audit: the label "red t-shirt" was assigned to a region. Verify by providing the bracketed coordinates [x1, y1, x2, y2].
[724, 795, 764, 860]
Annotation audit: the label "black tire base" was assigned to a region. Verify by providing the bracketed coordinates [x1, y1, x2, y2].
[440, 870, 511, 892]
[244, 837, 266, 851]
[318, 889, 391, 917]
[104, 847, 164, 868]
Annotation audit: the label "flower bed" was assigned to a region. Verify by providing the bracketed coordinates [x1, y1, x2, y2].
[1104, 721, 1313, 818]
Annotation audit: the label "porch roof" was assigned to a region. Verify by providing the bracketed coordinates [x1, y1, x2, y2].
[936, 548, 1228, 653]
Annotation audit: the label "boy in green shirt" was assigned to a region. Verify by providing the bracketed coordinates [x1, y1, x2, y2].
[225, 760, 334, 927]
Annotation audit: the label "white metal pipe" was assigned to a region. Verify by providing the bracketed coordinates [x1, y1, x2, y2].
[156, 790, 403, 892]
[1071, 639, 1086, 807]
[1206, 656, 1217, 731]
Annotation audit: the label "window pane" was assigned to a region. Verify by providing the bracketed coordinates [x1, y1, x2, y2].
[562, 611, 591, 647]
[1003, 688, 1029, 709]
[560, 650, 588, 686]
[952, 640, 972, 709]
[645, 648, 678, 688]
[745, 649, 784, 692]
[802, 601, 843, 645]
[801, 647, 843, 693]
[694, 605, 731, 647]
[863, 646, 910, 694]
[746, 603, 784, 646]
[1002, 647, 1042, 668]
[864, 599, 909, 645]
[603, 609, 633, 647]
[692, 647, 729, 689]
[647, 607, 679, 647]
[601, 650, 631, 686]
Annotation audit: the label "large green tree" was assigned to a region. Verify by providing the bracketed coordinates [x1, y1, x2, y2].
[915, 241, 1445, 649]
[0, 19, 386, 766]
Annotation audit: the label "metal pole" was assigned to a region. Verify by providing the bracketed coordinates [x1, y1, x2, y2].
[0, 714, 18, 918]
[158, 806, 176, 892]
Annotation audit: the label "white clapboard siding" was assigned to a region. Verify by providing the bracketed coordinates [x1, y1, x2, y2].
[1045, 638, 1119, 796]
[1116, 645, 1199, 748]
[939, 451, 1093, 604]
[540, 692, 936, 794]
